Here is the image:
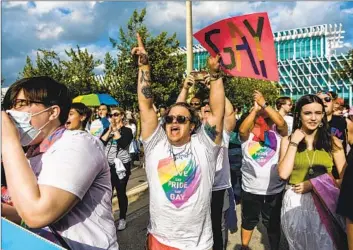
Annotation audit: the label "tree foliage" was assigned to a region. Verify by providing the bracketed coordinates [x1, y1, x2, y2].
[19, 47, 105, 97]
[108, 8, 186, 109]
[337, 49, 353, 81]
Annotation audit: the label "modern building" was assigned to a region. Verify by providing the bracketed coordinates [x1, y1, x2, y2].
[176, 23, 353, 105]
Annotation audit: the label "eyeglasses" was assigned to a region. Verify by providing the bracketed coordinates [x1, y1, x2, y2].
[322, 97, 332, 103]
[165, 115, 191, 124]
[98, 108, 107, 111]
[110, 113, 121, 117]
[190, 102, 200, 106]
[12, 99, 45, 109]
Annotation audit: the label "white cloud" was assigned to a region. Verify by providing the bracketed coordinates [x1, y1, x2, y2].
[36, 24, 64, 40]
[343, 42, 352, 48]
[2, 2, 28, 9]
[342, 8, 353, 15]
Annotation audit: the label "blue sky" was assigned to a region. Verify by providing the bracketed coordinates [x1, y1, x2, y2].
[2, 1, 353, 87]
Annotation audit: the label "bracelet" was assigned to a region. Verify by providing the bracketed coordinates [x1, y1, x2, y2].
[209, 73, 222, 81]
[289, 141, 298, 147]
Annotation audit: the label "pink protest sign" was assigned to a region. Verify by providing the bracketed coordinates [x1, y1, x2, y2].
[194, 12, 278, 81]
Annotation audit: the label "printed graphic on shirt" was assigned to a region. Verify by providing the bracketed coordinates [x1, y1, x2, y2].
[90, 120, 104, 137]
[157, 156, 201, 208]
[248, 131, 277, 167]
[331, 127, 344, 140]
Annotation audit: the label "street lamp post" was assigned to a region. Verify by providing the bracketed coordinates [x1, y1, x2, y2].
[186, 0, 193, 75]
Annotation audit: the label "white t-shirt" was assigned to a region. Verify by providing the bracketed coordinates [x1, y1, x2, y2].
[29, 130, 119, 250]
[213, 130, 231, 191]
[241, 130, 284, 195]
[284, 115, 293, 135]
[142, 124, 220, 250]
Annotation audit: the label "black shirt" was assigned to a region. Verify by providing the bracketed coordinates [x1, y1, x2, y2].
[329, 115, 347, 152]
[336, 149, 353, 221]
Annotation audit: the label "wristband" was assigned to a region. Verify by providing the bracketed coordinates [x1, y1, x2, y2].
[209, 72, 222, 81]
[289, 141, 298, 147]
[261, 102, 269, 109]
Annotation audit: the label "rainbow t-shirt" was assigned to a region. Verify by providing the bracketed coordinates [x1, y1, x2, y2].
[241, 130, 284, 195]
[142, 124, 220, 249]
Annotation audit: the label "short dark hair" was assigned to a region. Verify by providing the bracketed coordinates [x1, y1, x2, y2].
[163, 102, 201, 134]
[70, 103, 92, 129]
[275, 96, 292, 110]
[3, 76, 72, 125]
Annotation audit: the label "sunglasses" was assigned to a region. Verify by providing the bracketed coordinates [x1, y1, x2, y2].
[322, 97, 332, 103]
[165, 115, 191, 124]
[110, 113, 121, 117]
[202, 100, 210, 107]
[190, 102, 200, 106]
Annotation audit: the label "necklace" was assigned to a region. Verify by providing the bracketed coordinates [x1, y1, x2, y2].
[305, 149, 317, 176]
[170, 143, 189, 174]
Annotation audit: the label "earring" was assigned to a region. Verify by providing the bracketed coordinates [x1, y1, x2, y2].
[298, 119, 302, 128]
[319, 122, 323, 128]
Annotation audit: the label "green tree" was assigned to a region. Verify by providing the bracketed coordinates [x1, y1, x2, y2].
[337, 49, 353, 81]
[225, 77, 280, 111]
[61, 46, 102, 96]
[109, 8, 186, 109]
[19, 47, 106, 97]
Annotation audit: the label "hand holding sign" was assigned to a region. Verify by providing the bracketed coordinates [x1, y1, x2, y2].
[183, 75, 195, 89]
[194, 13, 278, 81]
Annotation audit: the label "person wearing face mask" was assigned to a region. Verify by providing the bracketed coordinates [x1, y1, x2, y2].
[100, 108, 133, 231]
[238, 91, 288, 250]
[65, 103, 92, 131]
[1, 76, 119, 249]
[132, 33, 225, 250]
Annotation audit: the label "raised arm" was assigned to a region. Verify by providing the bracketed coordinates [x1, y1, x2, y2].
[131, 33, 158, 140]
[253, 90, 288, 137]
[224, 97, 236, 132]
[239, 102, 260, 141]
[204, 55, 225, 145]
[176, 75, 194, 103]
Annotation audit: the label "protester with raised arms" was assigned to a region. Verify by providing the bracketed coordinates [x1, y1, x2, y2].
[132, 33, 225, 250]
[177, 73, 236, 250]
[238, 91, 287, 250]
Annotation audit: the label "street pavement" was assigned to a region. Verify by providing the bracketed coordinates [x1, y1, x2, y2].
[115, 167, 289, 250]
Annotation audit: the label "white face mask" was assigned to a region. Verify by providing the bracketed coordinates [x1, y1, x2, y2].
[6, 108, 52, 146]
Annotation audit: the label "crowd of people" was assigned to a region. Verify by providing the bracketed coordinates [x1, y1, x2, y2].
[1, 32, 353, 250]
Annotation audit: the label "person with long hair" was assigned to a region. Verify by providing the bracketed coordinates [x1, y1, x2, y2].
[65, 103, 92, 131]
[100, 107, 133, 231]
[278, 94, 347, 250]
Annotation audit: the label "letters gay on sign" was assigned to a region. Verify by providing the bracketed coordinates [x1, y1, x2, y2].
[194, 12, 279, 81]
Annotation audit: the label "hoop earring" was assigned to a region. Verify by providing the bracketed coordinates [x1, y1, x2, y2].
[319, 122, 323, 128]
